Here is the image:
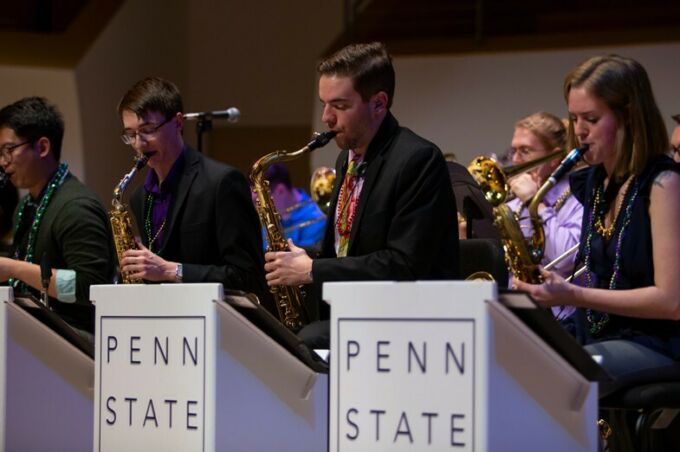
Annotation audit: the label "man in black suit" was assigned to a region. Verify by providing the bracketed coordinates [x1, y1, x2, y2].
[118, 77, 271, 311]
[265, 43, 459, 335]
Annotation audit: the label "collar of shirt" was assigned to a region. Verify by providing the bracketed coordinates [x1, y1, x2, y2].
[348, 149, 364, 169]
[144, 150, 186, 197]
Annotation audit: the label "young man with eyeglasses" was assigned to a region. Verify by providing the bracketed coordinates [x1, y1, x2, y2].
[670, 114, 680, 164]
[0, 97, 115, 335]
[117, 77, 272, 312]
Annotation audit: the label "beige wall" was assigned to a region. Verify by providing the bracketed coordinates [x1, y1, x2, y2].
[0, 67, 84, 180]
[75, 0, 189, 202]
[0, 2, 678, 199]
[185, 1, 344, 126]
[182, 0, 344, 184]
[73, 0, 344, 201]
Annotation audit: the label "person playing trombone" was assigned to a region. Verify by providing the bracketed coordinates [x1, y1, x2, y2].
[506, 112, 584, 320]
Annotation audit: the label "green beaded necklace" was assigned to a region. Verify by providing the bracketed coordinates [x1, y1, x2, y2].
[144, 193, 167, 253]
[9, 163, 69, 289]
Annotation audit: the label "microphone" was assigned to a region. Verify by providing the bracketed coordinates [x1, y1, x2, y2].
[183, 107, 240, 123]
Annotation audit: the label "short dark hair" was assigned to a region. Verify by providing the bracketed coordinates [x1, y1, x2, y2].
[318, 42, 395, 108]
[0, 97, 65, 161]
[265, 163, 292, 190]
[117, 76, 183, 120]
[672, 114, 680, 125]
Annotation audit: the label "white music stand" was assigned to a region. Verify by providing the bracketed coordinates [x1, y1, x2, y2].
[325, 280, 600, 452]
[92, 283, 327, 452]
[0, 287, 94, 452]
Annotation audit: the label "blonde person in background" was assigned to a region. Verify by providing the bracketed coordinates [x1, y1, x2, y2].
[506, 112, 584, 321]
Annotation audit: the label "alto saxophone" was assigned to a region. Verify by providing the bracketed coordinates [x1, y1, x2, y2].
[110, 154, 149, 284]
[250, 131, 336, 331]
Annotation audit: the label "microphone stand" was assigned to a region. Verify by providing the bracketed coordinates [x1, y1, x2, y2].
[195, 118, 212, 153]
[40, 252, 52, 309]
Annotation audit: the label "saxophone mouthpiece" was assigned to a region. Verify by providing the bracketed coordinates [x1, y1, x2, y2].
[548, 144, 589, 184]
[308, 130, 337, 150]
[134, 154, 150, 169]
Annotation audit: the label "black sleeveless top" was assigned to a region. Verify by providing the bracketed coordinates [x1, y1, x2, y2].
[570, 156, 680, 345]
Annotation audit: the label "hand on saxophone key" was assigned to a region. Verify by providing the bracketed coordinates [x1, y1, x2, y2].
[264, 239, 313, 286]
[120, 238, 178, 282]
[513, 267, 581, 308]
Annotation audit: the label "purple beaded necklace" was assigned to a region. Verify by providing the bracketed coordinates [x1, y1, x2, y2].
[583, 176, 639, 334]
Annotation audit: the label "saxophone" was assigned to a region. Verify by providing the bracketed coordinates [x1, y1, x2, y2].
[468, 145, 588, 283]
[250, 131, 336, 331]
[110, 154, 149, 284]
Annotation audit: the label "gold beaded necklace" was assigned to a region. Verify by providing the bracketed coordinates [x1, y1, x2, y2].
[594, 175, 633, 240]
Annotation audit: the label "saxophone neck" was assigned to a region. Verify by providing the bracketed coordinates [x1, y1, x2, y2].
[113, 155, 148, 205]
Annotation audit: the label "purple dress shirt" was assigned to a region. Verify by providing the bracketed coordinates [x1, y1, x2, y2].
[143, 152, 185, 252]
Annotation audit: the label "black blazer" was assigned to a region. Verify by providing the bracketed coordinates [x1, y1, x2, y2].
[313, 113, 459, 317]
[131, 146, 272, 313]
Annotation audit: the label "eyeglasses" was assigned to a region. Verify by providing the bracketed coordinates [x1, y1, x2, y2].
[509, 146, 540, 159]
[0, 141, 32, 162]
[120, 116, 174, 145]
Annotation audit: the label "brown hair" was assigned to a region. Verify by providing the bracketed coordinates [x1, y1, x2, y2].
[515, 112, 566, 153]
[318, 42, 395, 109]
[563, 55, 668, 179]
[117, 77, 183, 120]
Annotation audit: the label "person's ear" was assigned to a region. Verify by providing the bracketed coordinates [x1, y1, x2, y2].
[372, 91, 388, 114]
[36, 137, 51, 159]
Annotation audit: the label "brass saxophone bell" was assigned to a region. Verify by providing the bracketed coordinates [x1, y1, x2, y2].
[310, 166, 336, 215]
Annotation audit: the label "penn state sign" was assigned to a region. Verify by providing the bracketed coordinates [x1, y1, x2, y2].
[337, 318, 474, 450]
[93, 284, 220, 452]
[326, 281, 600, 452]
[99, 316, 206, 448]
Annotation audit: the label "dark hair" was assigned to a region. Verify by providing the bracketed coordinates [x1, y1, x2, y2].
[117, 76, 183, 120]
[0, 97, 65, 161]
[515, 112, 567, 152]
[318, 42, 395, 108]
[564, 55, 667, 178]
[672, 114, 680, 125]
[265, 163, 292, 190]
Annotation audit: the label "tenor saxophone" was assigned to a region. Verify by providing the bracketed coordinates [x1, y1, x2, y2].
[250, 131, 336, 331]
[110, 154, 149, 284]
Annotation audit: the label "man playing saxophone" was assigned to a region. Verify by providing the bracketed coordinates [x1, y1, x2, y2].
[117, 77, 271, 312]
[264, 42, 459, 346]
[506, 112, 584, 318]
